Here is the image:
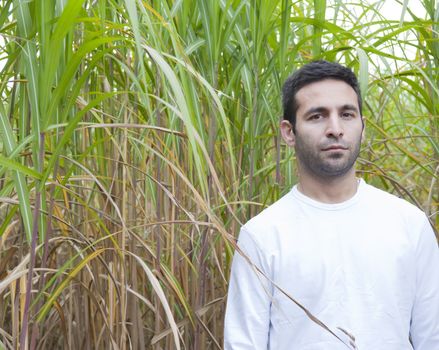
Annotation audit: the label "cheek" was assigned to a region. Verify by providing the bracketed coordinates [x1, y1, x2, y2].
[295, 126, 321, 145]
[294, 131, 318, 151]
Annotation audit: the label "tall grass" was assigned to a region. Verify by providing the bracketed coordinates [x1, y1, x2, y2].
[0, 0, 437, 348]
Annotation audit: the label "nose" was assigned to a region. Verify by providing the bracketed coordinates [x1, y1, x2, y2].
[325, 113, 343, 138]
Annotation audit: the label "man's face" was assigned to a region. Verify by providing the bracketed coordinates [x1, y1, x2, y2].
[284, 79, 364, 179]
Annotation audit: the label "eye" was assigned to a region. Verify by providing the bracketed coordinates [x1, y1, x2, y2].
[308, 114, 322, 120]
[341, 112, 355, 119]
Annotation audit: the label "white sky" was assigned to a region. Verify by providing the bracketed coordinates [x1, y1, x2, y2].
[378, 0, 428, 20]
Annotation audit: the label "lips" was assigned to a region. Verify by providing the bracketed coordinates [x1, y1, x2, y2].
[322, 144, 348, 151]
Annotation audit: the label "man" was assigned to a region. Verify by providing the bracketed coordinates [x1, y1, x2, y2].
[224, 60, 439, 349]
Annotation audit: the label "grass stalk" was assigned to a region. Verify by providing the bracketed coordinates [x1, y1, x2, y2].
[0, 0, 437, 348]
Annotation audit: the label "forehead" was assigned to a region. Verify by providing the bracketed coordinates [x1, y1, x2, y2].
[295, 79, 359, 112]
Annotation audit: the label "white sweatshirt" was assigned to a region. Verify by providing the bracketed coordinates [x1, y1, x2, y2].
[224, 179, 439, 349]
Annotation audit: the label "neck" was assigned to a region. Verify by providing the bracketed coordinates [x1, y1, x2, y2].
[297, 168, 359, 204]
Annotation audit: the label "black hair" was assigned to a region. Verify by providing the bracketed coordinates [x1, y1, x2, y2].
[282, 60, 362, 132]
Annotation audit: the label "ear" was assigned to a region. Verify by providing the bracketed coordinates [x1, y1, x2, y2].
[280, 120, 295, 147]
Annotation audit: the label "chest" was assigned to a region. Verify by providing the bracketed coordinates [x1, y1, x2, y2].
[269, 215, 416, 316]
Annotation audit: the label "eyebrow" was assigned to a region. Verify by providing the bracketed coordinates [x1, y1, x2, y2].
[303, 107, 327, 116]
[341, 104, 359, 112]
[303, 104, 359, 116]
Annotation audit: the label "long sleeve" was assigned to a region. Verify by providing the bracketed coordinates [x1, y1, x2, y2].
[410, 220, 439, 349]
[224, 227, 273, 349]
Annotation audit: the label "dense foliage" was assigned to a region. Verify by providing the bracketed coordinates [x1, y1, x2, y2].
[0, 0, 437, 348]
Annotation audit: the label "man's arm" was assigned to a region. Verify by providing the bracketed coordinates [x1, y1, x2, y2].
[224, 227, 272, 349]
[410, 220, 439, 349]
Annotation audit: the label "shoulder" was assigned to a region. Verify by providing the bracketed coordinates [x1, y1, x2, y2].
[361, 181, 430, 231]
[240, 189, 298, 247]
[362, 182, 424, 214]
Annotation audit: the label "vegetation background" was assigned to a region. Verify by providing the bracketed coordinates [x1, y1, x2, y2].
[0, 0, 437, 349]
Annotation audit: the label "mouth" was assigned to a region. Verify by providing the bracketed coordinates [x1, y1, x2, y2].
[322, 145, 348, 151]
